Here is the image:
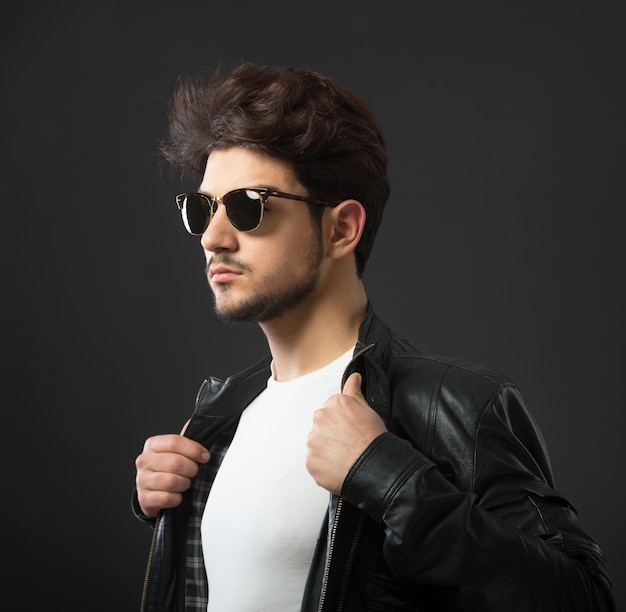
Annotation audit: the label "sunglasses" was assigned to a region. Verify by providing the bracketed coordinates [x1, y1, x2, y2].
[175, 188, 338, 234]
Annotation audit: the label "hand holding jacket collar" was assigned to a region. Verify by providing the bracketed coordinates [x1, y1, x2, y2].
[306, 371, 388, 495]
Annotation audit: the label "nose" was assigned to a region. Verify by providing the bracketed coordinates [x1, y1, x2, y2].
[200, 202, 238, 253]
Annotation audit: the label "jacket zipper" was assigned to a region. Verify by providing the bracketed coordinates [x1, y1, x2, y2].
[318, 493, 367, 611]
[340, 343, 375, 389]
[195, 379, 208, 409]
[139, 514, 161, 612]
[318, 498, 343, 611]
[335, 511, 365, 609]
[318, 343, 375, 611]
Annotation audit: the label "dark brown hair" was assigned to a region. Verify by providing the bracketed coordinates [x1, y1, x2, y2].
[160, 63, 390, 275]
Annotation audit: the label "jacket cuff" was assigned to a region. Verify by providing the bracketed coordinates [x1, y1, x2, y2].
[341, 432, 433, 523]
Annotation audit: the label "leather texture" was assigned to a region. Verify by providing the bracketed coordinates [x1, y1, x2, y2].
[137, 303, 614, 611]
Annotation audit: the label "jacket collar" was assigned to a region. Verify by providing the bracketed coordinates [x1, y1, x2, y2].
[193, 301, 392, 423]
[355, 300, 393, 361]
[345, 302, 393, 426]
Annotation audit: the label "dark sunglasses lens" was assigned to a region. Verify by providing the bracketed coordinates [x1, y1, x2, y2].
[181, 195, 210, 235]
[225, 190, 262, 231]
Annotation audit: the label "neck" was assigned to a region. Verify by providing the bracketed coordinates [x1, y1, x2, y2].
[259, 279, 368, 382]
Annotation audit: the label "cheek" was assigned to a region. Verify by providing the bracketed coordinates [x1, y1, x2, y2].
[280, 238, 319, 271]
[250, 217, 322, 273]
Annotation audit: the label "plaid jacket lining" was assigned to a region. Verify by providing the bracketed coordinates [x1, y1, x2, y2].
[184, 434, 233, 610]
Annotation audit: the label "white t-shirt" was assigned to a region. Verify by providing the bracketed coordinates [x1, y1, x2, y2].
[201, 348, 354, 611]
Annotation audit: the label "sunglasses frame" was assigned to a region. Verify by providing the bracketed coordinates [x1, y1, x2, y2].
[175, 187, 339, 234]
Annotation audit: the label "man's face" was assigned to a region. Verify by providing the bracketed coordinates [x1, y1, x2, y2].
[199, 147, 324, 324]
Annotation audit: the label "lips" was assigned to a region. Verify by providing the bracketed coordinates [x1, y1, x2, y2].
[209, 265, 242, 283]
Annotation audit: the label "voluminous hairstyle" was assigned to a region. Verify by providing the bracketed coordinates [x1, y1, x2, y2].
[160, 63, 390, 276]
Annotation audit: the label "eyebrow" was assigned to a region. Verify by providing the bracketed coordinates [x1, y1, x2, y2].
[196, 185, 283, 198]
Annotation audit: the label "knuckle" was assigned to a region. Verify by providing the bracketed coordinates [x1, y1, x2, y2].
[135, 451, 154, 470]
[166, 454, 185, 473]
[135, 470, 149, 489]
[143, 435, 161, 451]
[155, 490, 181, 509]
[306, 431, 314, 447]
[162, 472, 187, 492]
[312, 408, 323, 423]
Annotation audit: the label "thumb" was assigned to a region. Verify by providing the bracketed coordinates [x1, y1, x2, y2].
[180, 419, 191, 435]
[342, 372, 364, 398]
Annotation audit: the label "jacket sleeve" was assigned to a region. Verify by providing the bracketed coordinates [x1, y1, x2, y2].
[340, 384, 615, 611]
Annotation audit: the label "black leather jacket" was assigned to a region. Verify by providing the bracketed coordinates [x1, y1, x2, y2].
[137, 305, 614, 611]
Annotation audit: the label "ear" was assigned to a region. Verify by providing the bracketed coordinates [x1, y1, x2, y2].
[326, 199, 366, 260]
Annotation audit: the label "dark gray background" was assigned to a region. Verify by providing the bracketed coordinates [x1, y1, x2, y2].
[1, 1, 623, 610]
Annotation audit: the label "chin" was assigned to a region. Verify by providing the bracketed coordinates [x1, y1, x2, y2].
[213, 298, 260, 324]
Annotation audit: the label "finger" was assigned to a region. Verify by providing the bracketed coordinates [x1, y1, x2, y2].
[137, 489, 184, 517]
[342, 372, 364, 399]
[147, 470, 195, 494]
[160, 452, 205, 478]
[143, 434, 210, 464]
[136, 450, 202, 479]
[136, 465, 191, 493]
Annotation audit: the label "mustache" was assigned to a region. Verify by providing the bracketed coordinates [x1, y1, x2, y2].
[206, 254, 253, 275]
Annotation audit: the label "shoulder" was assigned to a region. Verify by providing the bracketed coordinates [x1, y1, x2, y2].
[361, 306, 515, 403]
[385, 334, 516, 407]
[379, 333, 550, 491]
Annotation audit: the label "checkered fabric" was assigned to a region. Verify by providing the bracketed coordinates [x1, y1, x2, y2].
[184, 433, 234, 610]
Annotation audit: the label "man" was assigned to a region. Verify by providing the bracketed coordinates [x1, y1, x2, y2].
[133, 63, 614, 611]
